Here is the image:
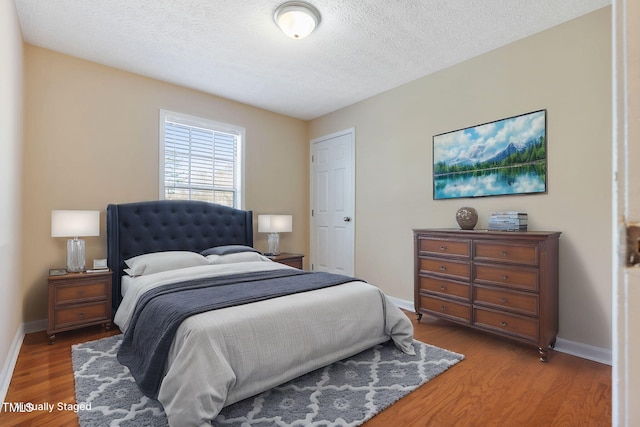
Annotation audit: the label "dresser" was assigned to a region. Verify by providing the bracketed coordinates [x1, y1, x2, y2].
[414, 229, 560, 361]
[47, 270, 113, 344]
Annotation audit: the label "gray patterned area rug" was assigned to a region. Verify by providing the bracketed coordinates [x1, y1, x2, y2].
[72, 334, 463, 426]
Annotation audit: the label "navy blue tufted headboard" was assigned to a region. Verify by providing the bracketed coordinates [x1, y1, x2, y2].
[107, 200, 253, 312]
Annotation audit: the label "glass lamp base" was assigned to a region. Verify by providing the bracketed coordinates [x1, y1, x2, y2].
[67, 238, 86, 272]
[267, 233, 281, 256]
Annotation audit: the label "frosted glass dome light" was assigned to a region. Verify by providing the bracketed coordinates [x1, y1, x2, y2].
[274, 2, 321, 39]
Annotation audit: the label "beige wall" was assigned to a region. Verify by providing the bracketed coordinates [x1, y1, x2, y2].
[21, 46, 309, 322]
[310, 8, 612, 349]
[0, 0, 24, 394]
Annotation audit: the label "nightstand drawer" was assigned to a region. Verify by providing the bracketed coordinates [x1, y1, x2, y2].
[55, 282, 108, 304]
[54, 302, 109, 328]
[269, 253, 304, 269]
[277, 258, 303, 269]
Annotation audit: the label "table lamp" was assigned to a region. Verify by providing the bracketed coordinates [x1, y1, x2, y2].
[258, 214, 292, 256]
[51, 210, 100, 272]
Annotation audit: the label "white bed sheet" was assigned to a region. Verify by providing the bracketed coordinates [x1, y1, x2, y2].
[114, 262, 415, 427]
[120, 274, 134, 297]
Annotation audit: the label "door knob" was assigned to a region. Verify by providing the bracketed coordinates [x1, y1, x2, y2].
[343, 217, 352, 222]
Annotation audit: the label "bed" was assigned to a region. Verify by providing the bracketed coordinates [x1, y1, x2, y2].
[107, 200, 415, 427]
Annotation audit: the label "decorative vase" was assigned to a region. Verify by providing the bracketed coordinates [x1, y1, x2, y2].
[456, 207, 478, 230]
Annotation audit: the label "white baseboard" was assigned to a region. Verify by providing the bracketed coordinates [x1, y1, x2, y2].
[0, 324, 25, 406]
[553, 338, 612, 365]
[388, 297, 612, 365]
[0, 318, 47, 406]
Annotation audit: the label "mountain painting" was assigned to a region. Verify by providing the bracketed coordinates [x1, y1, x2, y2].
[433, 110, 547, 200]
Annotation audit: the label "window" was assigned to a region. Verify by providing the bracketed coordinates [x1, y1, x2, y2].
[159, 110, 243, 208]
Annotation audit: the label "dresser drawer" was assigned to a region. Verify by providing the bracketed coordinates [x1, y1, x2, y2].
[419, 257, 470, 281]
[474, 308, 538, 341]
[474, 241, 538, 265]
[473, 285, 538, 316]
[420, 295, 471, 323]
[419, 275, 470, 301]
[419, 238, 470, 258]
[55, 282, 108, 305]
[474, 264, 538, 291]
[54, 302, 109, 328]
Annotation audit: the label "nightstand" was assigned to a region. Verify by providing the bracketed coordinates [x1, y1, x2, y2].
[269, 253, 304, 269]
[47, 270, 113, 344]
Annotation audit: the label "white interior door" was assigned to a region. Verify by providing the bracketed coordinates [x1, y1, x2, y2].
[310, 128, 355, 275]
[613, 1, 639, 425]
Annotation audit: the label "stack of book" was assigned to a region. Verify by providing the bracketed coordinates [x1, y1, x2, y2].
[488, 212, 528, 231]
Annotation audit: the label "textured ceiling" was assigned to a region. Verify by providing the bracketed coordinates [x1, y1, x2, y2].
[15, 0, 610, 120]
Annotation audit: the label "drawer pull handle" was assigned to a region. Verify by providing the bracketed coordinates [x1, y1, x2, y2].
[441, 305, 447, 311]
[502, 275, 508, 280]
[440, 266, 447, 271]
[78, 290, 85, 296]
[440, 285, 446, 290]
[440, 245, 446, 251]
[500, 321, 507, 327]
[499, 297, 507, 303]
[78, 312, 85, 319]
[501, 251, 508, 256]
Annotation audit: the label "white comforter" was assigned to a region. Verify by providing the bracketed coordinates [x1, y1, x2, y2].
[114, 261, 415, 427]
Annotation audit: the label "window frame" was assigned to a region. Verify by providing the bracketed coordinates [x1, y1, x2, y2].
[158, 110, 245, 209]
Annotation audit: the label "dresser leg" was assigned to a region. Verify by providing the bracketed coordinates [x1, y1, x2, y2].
[538, 346, 549, 362]
[416, 312, 423, 321]
[48, 334, 55, 345]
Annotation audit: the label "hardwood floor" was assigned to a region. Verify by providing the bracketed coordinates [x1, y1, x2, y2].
[1, 313, 611, 426]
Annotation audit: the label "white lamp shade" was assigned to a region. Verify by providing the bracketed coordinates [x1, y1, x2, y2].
[51, 210, 100, 238]
[258, 215, 293, 233]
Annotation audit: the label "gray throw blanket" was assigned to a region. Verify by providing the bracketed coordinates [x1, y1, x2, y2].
[117, 269, 358, 398]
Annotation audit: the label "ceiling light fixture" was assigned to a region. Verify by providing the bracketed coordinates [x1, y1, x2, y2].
[274, 1, 321, 40]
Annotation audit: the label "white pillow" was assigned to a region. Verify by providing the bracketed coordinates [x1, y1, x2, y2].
[206, 252, 272, 265]
[124, 251, 209, 276]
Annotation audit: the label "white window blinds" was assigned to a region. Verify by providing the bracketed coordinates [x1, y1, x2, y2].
[160, 111, 243, 208]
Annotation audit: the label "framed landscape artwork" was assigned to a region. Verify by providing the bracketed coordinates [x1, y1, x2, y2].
[433, 109, 547, 200]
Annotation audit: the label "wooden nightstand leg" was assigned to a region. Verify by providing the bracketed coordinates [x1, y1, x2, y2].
[48, 334, 55, 345]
